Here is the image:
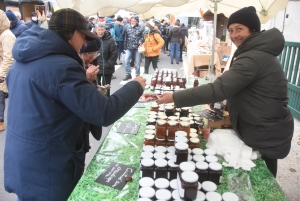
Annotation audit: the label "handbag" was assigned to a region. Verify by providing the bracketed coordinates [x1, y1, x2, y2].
[138, 45, 145, 54]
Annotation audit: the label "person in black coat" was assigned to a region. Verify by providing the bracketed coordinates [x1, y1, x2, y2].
[95, 22, 118, 96]
[180, 23, 188, 62]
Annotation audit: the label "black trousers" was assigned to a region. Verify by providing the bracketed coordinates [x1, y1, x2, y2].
[180, 43, 184, 60]
[262, 156, 278, 177]
[165, 38, 170, 51]
[144, 56, 159, 74]
[97, 74, 112, 97]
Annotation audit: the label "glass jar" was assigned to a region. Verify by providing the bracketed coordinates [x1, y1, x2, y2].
[154, 152, 166, 160]
[148, 114, 157, 120]
[146, 118, 156, 126]
[150, 103, 159, 112]
[222, 192, 239, 201]
[157, 77, 162, 85]
[167, 120, 178, 140]
[175, 136, 188, 144]
[144, 134, 155, 146]
[195, 161, 209, 183]
[155, 146, 167, 153]
[168, 116, 178, 122]
[178, 171, 199, 200]
[154, 177, 169, 190]
[171, 76, 177, 86]
[190, 128, 197, 134]
[201, 181, 217, 194]
[178, 161, 196, 178]
[141, 151, 154, 159]
[178, 79, 184, 88]
[190, 132, 198, 139]
[165, 105, 174, 117]
[190, 120, 195, 129]
[193, 154, 205, 163]
[154, 159, 168, 179]
[157, 115, 168, 121]
[181, 75, 187, 88]
[206, 192, 222, 201]
[208, 162, 222, 185]
[166, 152, 174, 160]
[139, 187, 155, 199]
[143, 145, 155, 153]
[189, 137, 200, 149]
[156, 189, 172, 200]
[167, 159, 179, 180]
[174, 142, 189, 165]
[145, 129, 155, 136]
[141, 158, 155, 178]
[166, 138, 174, 147]
[155, 120, 167, 139]
[165, 77, 171, 87]
[155, 138, 166, 146]
[192, 148, 204, 155]
[175, 131, 187, 138]
[139, 177, 154, 188]
[180, 117, 190, 122]
[146, 125, 155, 130]
[179, 121, 190, 137]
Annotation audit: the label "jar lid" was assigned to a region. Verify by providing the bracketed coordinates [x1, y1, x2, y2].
[146, 125, 155, 130]
[159, 107, 165, 112]
[156, 138, 165, 142]
[181, 107, 191, 111]
[139, 187, 155, 198]
[188, 160, 196, 166]
[175, 142, 188, 150]
[154, 159, 168, 167]
[165, 105, 174, 110]
[167, 159, 179, 168]
[189, 109, 193, 113]
[168, 116, 178, 121]
[175, 130, 187, 137]
[155, 146, 167, 153]
[206, 192, 222, 201]
[157, 112, 165, 116]
[188, 154, 192, 161]
[175, 112, 180, 116]
[139, 177, 154, 187]
[190, 128, 197, 133]
[204, 149, 216, 156]
[167, 146, 175, 153]
[192, 148, 204, 155]
[167, 120, 178, 126]
[209, 162, 222, 171]
[154, 90, 161, 95]
[145, 130, 155, 135]
[167, 152, 174, 160]
[181, 171, 199, 183]
[157, 115, 168, 120]
[143, 145, 155, 152]
[179, 121, 190, 127]
[149, 111, 157, 115]
[193, 113, 200, 117]
[190, 120, 195, 125]
[156, 120, 167, 125]
[154, 178, 169, 189]
[141, 158, 154, 167]
[175, 136, 188, 143]
[137, 198, 152, 201]
[154, 152, 166, 160]
[179, 161, 196, 171]
[201, 181, 217, 192]
[194, 117, 201, 121]
[194, 191, 206, 201]
[141, 152, 154, 159]
[150, 103, 158, 108]
[179, 117, 190, 122]
[147, 118, 156, 123]
[169, 179, 178, 190]
[171, 189, 181, 200]
[155, 189, 172, 200]
[190, 133, 198, 138]
[193, 154, 205, 162]
[206, 155, 218, 163]
[144, 134, 155, 140]
[190, 137, 200, 144]
[148, 114, 157, 119]
[196, 161, 209, 170]
[222, 192, 239, 201]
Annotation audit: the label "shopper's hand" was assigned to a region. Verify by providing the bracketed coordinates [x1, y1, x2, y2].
[133, 76, 146, 90]
[156, 92, 174, 105]
[86, 65, 99, 81]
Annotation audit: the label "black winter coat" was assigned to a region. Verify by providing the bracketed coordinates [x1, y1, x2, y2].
[97, 31, 118, 75]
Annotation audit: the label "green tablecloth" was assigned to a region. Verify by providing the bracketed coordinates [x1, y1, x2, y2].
[68, 76, 289, 201]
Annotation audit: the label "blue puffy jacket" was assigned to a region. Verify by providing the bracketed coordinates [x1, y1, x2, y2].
[4, 26, 143, 201]
[10, 18, 28, 38]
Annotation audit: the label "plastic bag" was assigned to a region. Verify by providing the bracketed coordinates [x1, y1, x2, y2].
[227, 172, 256, 201]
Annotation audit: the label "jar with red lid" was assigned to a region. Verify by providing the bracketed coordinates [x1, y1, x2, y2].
[155, 120, 167, 139]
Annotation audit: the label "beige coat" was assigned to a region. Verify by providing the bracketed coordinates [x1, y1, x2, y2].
[0, 10, 16, 93]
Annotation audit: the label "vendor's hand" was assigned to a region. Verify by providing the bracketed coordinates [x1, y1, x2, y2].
[86, 65, 99, 81]
[133, 76, 146, 90]
[156, 92, 174, 105]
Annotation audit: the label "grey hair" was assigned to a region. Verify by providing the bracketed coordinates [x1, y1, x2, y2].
[95, 22, 106, 28]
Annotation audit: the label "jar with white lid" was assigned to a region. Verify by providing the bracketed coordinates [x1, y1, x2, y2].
[165, 105, 174, 117]
[201, 181, 217, 193]
[141, 158, 154, 178]
[150, 103, 159, 112]
[204, 148, 216, 156]
[167, 146, 175, 153]
[145, 129, 155, 135]
[146, 125, 155, 130]
[144, 134, 155, 146]
[154, 152, 166, 160]
[154, 159, 168, 179]
[190, 120, 195, 129]
[222, 192, 239, 201]
[154, 178, 170, 189]
[156, 137, 166, 146]
[189, 137, 200, 149]
[169, 179, 178, 190]
[168, 116, 178, 122]
[139, 187, 155, 199]
[175, 136, 188, 144]
[175, 131, 187, 137]
[180, 107, 190, 117]
[141, 152, 154, 159]
[179, 121, 190, 137]
[155, 146, 167, 153]
[143, 145, 155, 153]
[156, 120, 167, 139]
[147, 118, 156, 126]
[178, 171, 199, 200]
[205, 155, 218, 163]
[190, 132, 198, 138]
[174, 142, 188, 165]
[178, 161, 196, 178]
[156, 189, 172, 200]
[193, 190, 205, 201]
[208, 162, 222, 185]
[206, 191, 222, 201]
[158, 115, 168, 120]
[193, 154, 205, 163]
[167, 120, 178, 140]
[195, 161, 209, 183]
[167, 159, 179, 180]
[171, 189, 182, 200]
[192, 148, 204, 155]
[149, 111, 157, 116]
[139, 177, 154, 188]
[148, 114, 157, 120]
[167, 152, 174, 160]
[180, 117, 190, 122]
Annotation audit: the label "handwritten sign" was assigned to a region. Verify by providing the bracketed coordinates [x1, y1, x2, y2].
[116, 122, 140, 134]
[95, 162, 136, 190]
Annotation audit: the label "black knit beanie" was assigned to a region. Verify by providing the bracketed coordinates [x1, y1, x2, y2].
[80, 39, 100, 53]
[227, 6, 261, 32]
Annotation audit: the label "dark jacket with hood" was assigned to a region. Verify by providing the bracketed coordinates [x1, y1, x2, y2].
[180, 25, 188, 44]
[168, 26, 182, 43]
[4, 26, 143, 201]
[97, 31, 118, 75]
[124, 22, 144, 50]
[173, 28, 293, 159]
[10, 18, 28, 38]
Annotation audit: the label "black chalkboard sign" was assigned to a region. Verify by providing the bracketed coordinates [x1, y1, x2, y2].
[116, 122, 140, 134]
[95, 162, 136, 190]
[133, 103, 145, 108]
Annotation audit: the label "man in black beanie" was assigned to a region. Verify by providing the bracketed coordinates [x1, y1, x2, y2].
[157, 6, 293, 178]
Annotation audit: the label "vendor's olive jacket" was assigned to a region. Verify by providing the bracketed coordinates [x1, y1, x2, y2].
[174, 28, 294, 159]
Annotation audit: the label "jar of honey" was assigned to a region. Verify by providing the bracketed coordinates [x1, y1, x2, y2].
[150, 103, 159, 112]
[167, 120, 178, 140]
[147, 118, 156, 126]
[144, 134, 155, 146]
[155, 138, 166, 146]
[179, 121, 190, 137]
[155, 120, 167, 139]
[189, 137, 200, 149]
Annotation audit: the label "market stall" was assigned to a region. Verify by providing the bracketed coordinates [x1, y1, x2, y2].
[68, 74, 289, 201]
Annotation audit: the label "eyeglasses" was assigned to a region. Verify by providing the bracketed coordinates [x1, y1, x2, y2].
[85, 52, 100, 58]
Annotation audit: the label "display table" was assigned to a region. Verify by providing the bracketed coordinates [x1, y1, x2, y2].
[186, 43, 221, 77]
[68, 77, 289, 201]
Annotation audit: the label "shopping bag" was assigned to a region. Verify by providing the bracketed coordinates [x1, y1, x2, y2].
[138, 45, 145, 54]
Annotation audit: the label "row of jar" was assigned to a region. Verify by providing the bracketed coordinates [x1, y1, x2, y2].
[144, 134, 201, 148]
[149, 104, 192, 118]
[142, 145, 216, 156]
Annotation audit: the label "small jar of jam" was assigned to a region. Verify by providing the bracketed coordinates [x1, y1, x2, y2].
[157, 115, 168, 121]
[154, 178, 169, 190]
[178, 161, 196, 180]
[174, 142, 189, 165]
[157, 77, 162, 85]
[179, 121, 190, 137]
[205, 155, 218, 163]
[139, 187, 155, 199]
[154, 152, 166, 160]
[167, 120, 178, 140]
[189, 133, 198, 139]
[204, 149, 216, 156]
[165, 105, 174, 117]
[192, 148, 204, 155]
[165, 77, 171, 87]
[194, 191, 206, 201]
[155, 189, 172, 200]
[175, 131, 187, 138]
[167, 159, 179, 180]
[151, 78, 157, 87]
[166, 138, 175, 147]
[178, 171, 199, 200]
[155, 146, 167, 153]
[172, 76, 178, 86]
[143, 145, 155, 153]
[168, 116, 178, 122]
[192, 154, 205, 163]
[145, 129, 155, 136]
[190, 128, 198, 134]
[139, 177, 154, 188]
[146, 118, 156, 126]
[180, 117, 190, 122]
[155, 138, 166, 146]
[146, 125, 155, 130]
[144, 134, 155, 146]
[155, 120, 167, 139]
[166, 152, 174, 160]
[141, 158, 155, 178]
[195, 162, 209, 183]
[175, 136, 188, 144]
[189, 137, 200, 149]
[178, 79, 184, 88]
[180, 107, 190, 117]
[167, 146, 175, 153]
[154, 159, 168, 179]
[208, 162, 222, 185]
[201, 181, 217, 194]
[169, 179, 178, 191]
[190, 120, 195, 129]
[206, 191, 222, 201]
[150, 103, 159, 112]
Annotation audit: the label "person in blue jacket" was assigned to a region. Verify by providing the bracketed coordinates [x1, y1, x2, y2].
[4, 8, 146, 201]
[5, 10, 28, 38]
